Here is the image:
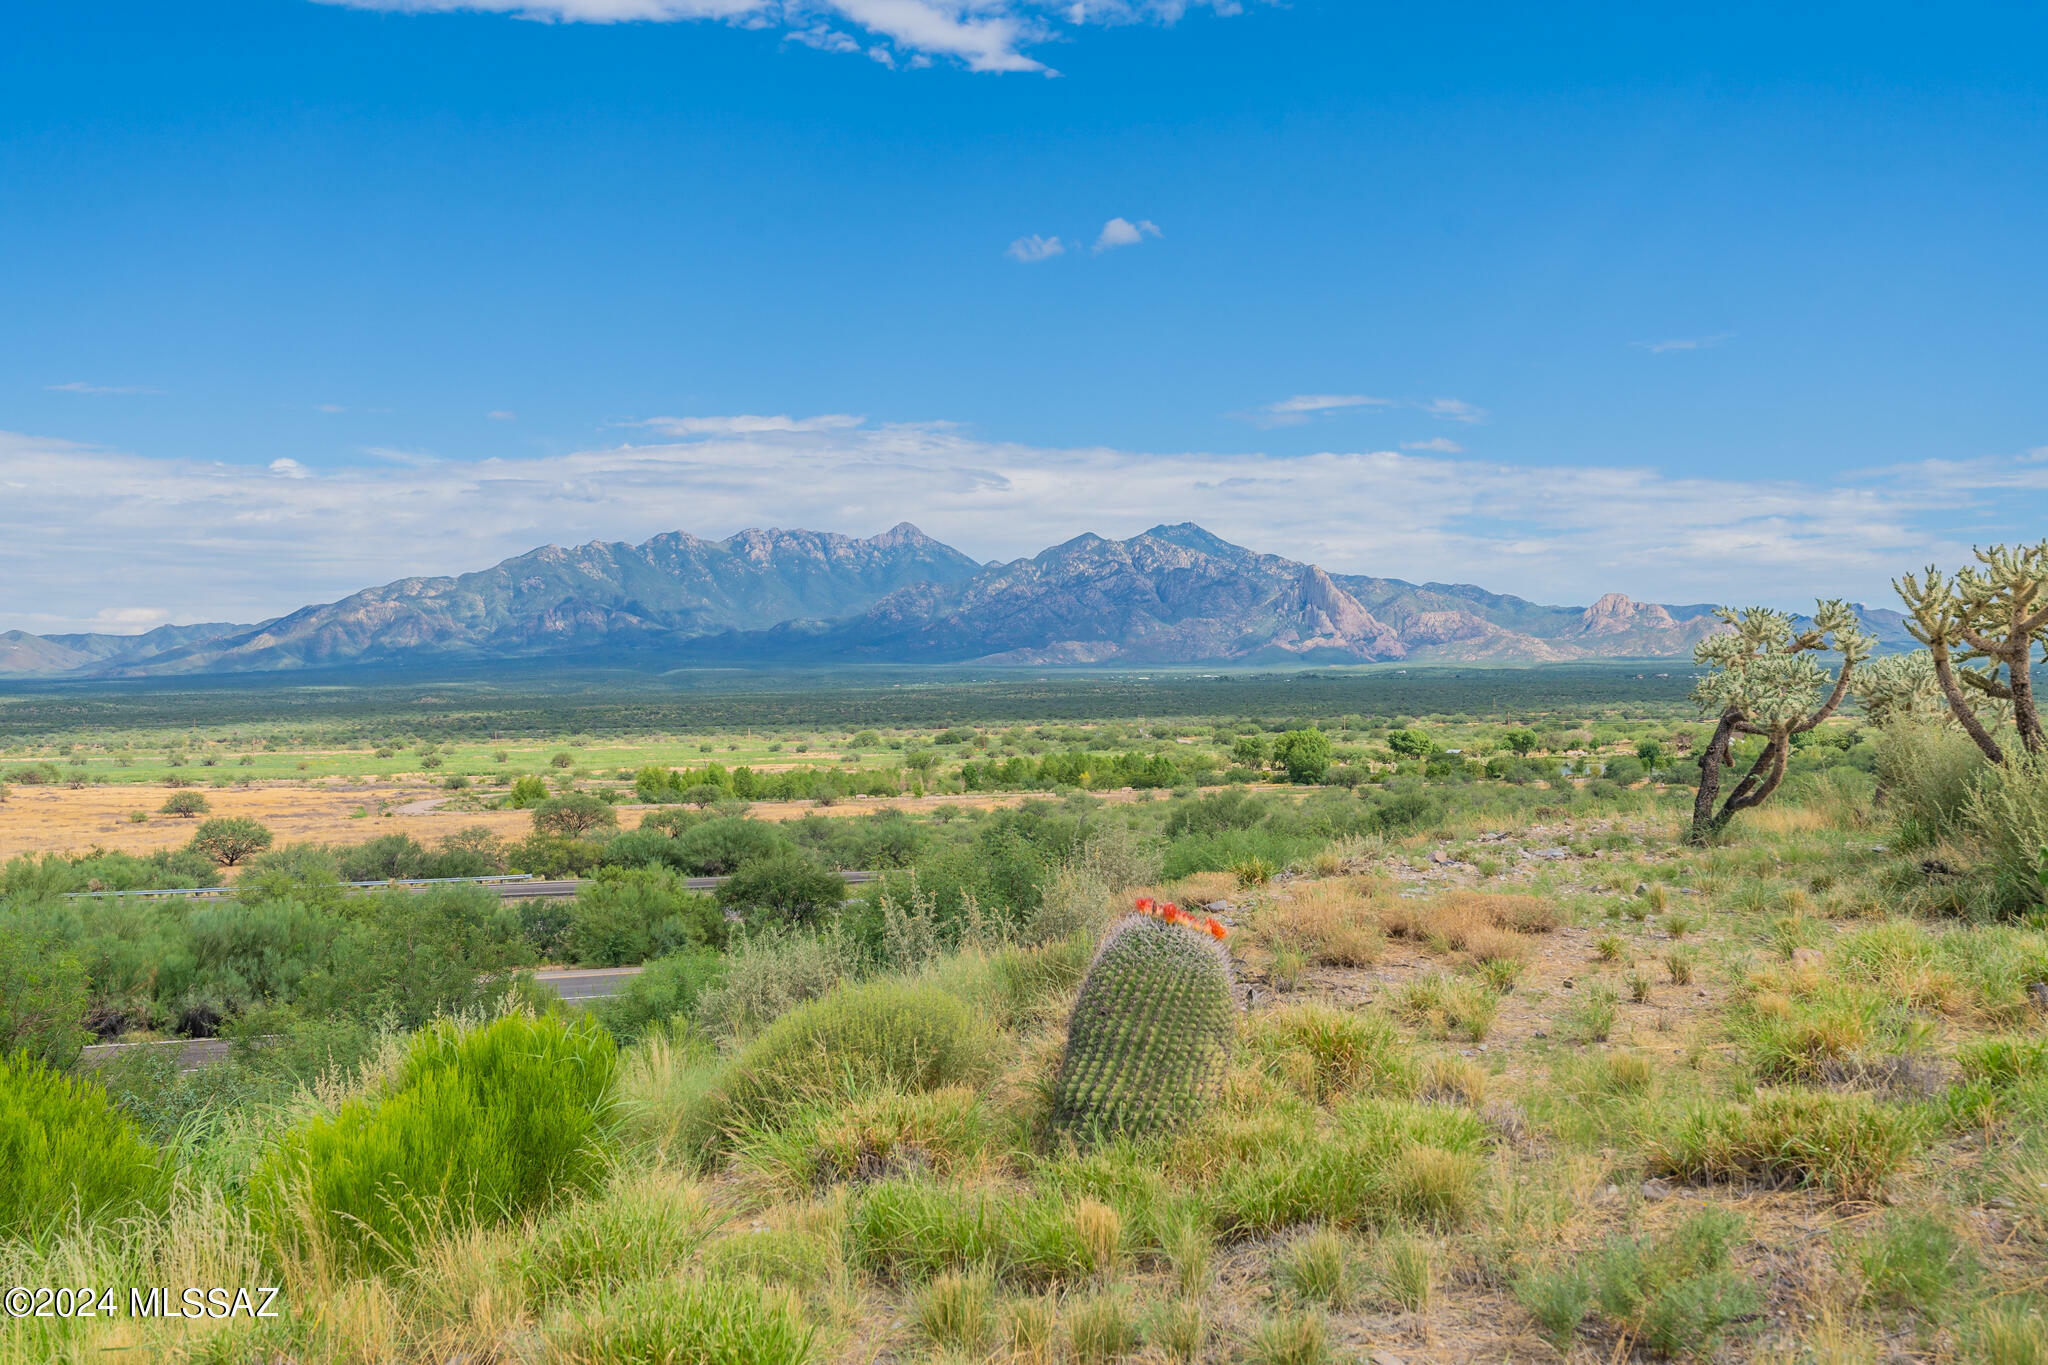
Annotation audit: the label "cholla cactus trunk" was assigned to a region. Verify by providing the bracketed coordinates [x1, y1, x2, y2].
[1050, 912, 1238, 1145]
[1688, 600, 1873, 844]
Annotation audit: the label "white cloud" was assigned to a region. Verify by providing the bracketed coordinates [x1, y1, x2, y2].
[4, 421, 2042, 633]
[1418, 397, 1486, 424]
[90, 607, 172, 633]
[315, 403, 348, 413]
[487, 410, 517, 421]
[1007, 234, 1066, 263]
[46, 382, 164, 396]
[269, 458, 312, 478]
[1240, 394, 1392, 428]
[308, 0, 1256, 72]
[638, 413, 866, 437]
[1093, 217, 1161, 252]
[1632, 333, 1733, 355]
[1402, 437, 1463, 453]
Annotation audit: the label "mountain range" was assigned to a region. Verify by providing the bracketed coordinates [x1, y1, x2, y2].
[0, 522, 1915, 678]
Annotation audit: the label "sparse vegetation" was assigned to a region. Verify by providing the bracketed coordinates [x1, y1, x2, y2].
[2, 668, 2046, 1361]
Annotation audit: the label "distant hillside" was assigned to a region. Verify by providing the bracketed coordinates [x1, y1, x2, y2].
[691, 523, 1726, 665]
[0, 521, 1915, 678]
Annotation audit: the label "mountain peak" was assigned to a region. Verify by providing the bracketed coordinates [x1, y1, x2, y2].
[1135, 522, 1243, 556]
[1580, 592, 1677, 634]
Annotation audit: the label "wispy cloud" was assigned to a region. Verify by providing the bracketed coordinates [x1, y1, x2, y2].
[4, 420, 2040, 632]
[46, 382, 164, 396]
[1402, 437, 1463, 453]
[1632, 332, 1733, 355]
[89, 607, 172, 632]
[1006, 234, 1066, 263]
[308, 0, 1259, 74]
[1093, 217, 1161, 253]
[315, 403, 348, 413]
[1418, 397, 1486, 424]
[486, 410, 517, 421]
[1239, 394, 1392, 428]
[269, 458, 312, 478]
[637, 413, 866, 437]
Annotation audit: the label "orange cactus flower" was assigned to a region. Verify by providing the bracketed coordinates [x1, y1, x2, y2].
[1134, 897, 1155, 913]
[1204, 918, 1228, 939]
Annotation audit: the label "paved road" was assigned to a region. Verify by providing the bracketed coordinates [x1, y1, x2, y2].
[533, 965, 646, 1000]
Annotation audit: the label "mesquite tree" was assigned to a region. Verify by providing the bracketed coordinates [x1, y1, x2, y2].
[1688, 602, 1873, 844]
[1895, 541, 2048, 764]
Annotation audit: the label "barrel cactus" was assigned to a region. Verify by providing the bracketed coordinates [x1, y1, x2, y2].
[1051, 904, 1238, 1143]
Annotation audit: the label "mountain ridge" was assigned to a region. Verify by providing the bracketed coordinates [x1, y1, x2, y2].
[0, 522, 1915, 678]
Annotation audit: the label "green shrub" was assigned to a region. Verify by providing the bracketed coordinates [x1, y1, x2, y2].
[544, 1274, 816, 1365]
[716, 849, 848, 928]
[1646, 1090, 1925, 1202]
[1051, 914, 1238, 1144]
[567, 868, 724, 966]
[1965, 752, 2048, 916]
[591, 948, 727, 1044]
[250, 1011, 617, 1272]
[0, 1055, 165, 1241]
[693, 930, 855, 1041]
[692, 980, 997, 1148]
[1876, 722, 1985, 846]
[0, 915, 91, 1067]
[1515, 1262, 1593, 1351]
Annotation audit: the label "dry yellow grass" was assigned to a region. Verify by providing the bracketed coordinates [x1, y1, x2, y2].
[1250, 878, 1387, 967]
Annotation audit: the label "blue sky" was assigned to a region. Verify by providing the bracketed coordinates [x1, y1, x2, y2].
[3, 0, 2045, 632]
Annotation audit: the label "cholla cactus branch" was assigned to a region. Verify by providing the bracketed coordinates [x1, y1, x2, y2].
[1687, 600, 1873, 844]
[1893, 541, 2048, 763]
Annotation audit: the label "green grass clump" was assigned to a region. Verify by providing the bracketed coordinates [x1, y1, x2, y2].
[1051, 914, 1238, 1144]
[1204, 1100, 1486, 1237]
[734, 1085, 998, 1195]
[693, 979, 998, 1149]
[1844, 1211, 1974, 1321]
[1271, 1228, 1362, 1310]
[250, 1011, 617, 1273]
[1245, 1310, 1330, 1365]
[1393, 972, 1498, 1042]
[521, 1170, 716, 1306]
[1645, 1090, 1925, 1202]
[914, 1267, 994, 1351]
[847, 1178, 1107, 1287]
[1066, 1288, 1143, 1365]
[1248, 1002, 1413, 1105]
[1590, 1207, 1759, 1360]
[0, 1054, 166, 1242]
[544, 1274, 816, 1365]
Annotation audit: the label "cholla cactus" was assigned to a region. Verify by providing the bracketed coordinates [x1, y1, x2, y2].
[1896, 541, 2048, 764]
[1050, 907, 1237, 1144]
[1687, 601, 1873, 843]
